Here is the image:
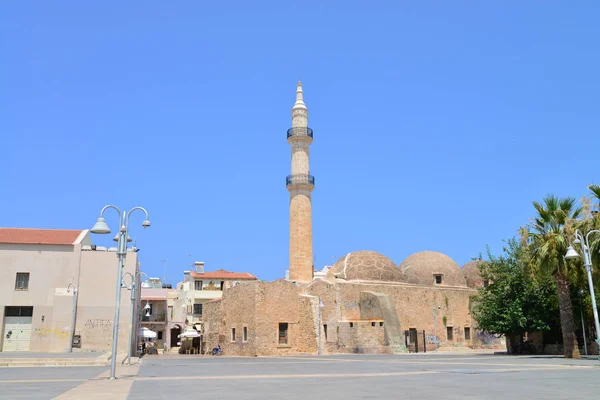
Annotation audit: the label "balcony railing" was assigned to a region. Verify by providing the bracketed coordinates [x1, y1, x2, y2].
[286, 174, 315, 187]
[287, 127, 313, 139]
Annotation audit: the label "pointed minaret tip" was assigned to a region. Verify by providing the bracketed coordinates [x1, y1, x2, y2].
[294, 81, 306, 108]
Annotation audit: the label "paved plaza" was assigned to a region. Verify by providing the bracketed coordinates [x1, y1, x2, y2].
[0, 353, 598, 399]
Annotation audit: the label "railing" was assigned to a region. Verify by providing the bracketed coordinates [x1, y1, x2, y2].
[287, 127, 313, 139]
[286, 174, 315, 186]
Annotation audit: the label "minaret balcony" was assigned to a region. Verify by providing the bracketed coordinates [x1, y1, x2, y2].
[287, 127, 313, 142]
[286, 174, 315, 189]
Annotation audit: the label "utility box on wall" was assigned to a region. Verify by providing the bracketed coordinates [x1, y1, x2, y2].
[72, 335, 81, 348]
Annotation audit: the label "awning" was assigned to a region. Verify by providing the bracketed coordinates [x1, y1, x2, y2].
[178, 330, 201, 339]
[138, 327, 157, 339]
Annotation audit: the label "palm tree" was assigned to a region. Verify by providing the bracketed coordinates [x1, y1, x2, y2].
[528, 195, 582, 358]
[587, 184, 600, 266]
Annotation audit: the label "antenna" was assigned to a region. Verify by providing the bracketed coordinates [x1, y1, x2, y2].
[160, 259, 167, 283]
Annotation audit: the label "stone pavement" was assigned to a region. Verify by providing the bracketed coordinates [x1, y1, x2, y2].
[0, 353, 598, 399]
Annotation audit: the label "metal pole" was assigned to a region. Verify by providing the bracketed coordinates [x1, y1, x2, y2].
[579, 293, 588, 356]
[68, 285, 77, 353]
[127, 282, 136, 364]
[109, 213, 127, 380]
[582, 235, 600, 346]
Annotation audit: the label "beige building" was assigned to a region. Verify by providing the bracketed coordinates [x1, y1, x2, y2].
[172, 262, 257, 330]
[0, 228, 139, 353]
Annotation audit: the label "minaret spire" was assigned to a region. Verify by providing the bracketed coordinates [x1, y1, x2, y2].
[294, 81, 306, 108]
[286, 81, 314, 283]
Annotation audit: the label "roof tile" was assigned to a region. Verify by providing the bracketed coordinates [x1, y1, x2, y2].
[0, 228, 84, 245]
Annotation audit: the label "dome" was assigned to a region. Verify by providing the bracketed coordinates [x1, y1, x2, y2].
[462, 260, 488, 288]
[331, 251, 406, 283]
[398, 251, 466, 287]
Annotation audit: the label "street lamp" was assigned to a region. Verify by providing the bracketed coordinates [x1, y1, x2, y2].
[578, 289, 588, 356]
[66, 282, 78, 353]
[90, 205, 150, 380]
[565, 229, 600, 350]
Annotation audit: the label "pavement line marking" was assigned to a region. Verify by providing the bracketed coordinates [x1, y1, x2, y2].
[0, 378, 86, 384]
[387, 361, 597, 369]
[136, 370, 440, 381]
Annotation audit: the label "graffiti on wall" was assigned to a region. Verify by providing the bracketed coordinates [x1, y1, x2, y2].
[32, 327, 69, 340]
[81, 319, 113, 341]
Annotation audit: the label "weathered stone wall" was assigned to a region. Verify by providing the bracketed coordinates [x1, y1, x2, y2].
[204, 278, 503, 356]
[202, 300, 221, 353]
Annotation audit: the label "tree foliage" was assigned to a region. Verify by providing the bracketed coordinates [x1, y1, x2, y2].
[472, 238, 557, 339]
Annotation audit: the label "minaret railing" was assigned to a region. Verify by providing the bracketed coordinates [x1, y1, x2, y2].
[287, 127, 313, 139]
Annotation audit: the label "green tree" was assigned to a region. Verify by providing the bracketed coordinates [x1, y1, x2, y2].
[528, 195, 582, 358]
[472, 238, 556, 354]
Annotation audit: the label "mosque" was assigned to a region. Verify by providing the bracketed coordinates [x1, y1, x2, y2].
[202, 83, 503, 355]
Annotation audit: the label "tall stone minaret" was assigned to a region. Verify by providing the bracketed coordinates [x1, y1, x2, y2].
[287, 81, 314, 283]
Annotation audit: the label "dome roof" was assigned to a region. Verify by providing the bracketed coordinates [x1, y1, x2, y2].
[331, 251, 406, 283]
[398, 251, 466, 287]
[462, 260, 487, 288]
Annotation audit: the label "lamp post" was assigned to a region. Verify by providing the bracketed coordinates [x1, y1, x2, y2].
[578, 289, 588, 356]
[317, 298, 324, 355]
[90, 205, 150, 380]
[565, 229, 600, 350]
[122, 271, 149, 365]
[66, 282, 78, 353]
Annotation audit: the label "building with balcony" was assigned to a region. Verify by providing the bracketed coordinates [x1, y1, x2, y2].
[172, 262, 257, 332]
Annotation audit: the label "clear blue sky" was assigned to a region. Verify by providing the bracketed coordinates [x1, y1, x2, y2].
[1, 1, 599, 283]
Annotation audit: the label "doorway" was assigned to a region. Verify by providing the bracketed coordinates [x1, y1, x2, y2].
[2, 306, 33, 352]
[170, 325, 182, 348]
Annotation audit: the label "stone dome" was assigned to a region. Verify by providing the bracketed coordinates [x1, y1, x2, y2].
[398, 251, 467, 287]
[331, 251, 407, 283]
[462, 260, 487, 288]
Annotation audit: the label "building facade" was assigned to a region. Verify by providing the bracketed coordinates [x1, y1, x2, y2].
[172, 262, 257, 340]
[0, 228, 139, 353]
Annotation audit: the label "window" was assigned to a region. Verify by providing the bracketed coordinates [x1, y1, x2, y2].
[323, 324, 327, 341]
[243, 326, 248, 342]
[483, 280, 490, 287]
[371, 322, 376, 327]
[195, 281, 203, 290]
[193, 304, 203, 315]
[278, 323, 288, 345]
[220, 281, 225, 290]
[464, 327, 471, 341]
[158, 331, 163, 340]
[349, 322, 354, 328]
[447, 327, 454, 341]
[15, 272, 29, 290]
[379, 322, 384, 327]
[148, 304, 153, 315]
[231, 328, 236, 342]
[5, 306, 33, 317]
[434, 274, 443, 285]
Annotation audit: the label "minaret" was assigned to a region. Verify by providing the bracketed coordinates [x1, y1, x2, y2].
[287, 81, 314, 283]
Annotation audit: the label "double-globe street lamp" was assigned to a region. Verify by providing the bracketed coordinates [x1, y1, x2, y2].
[90, 205, 150, 380]
[565, 229, 600, 349]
